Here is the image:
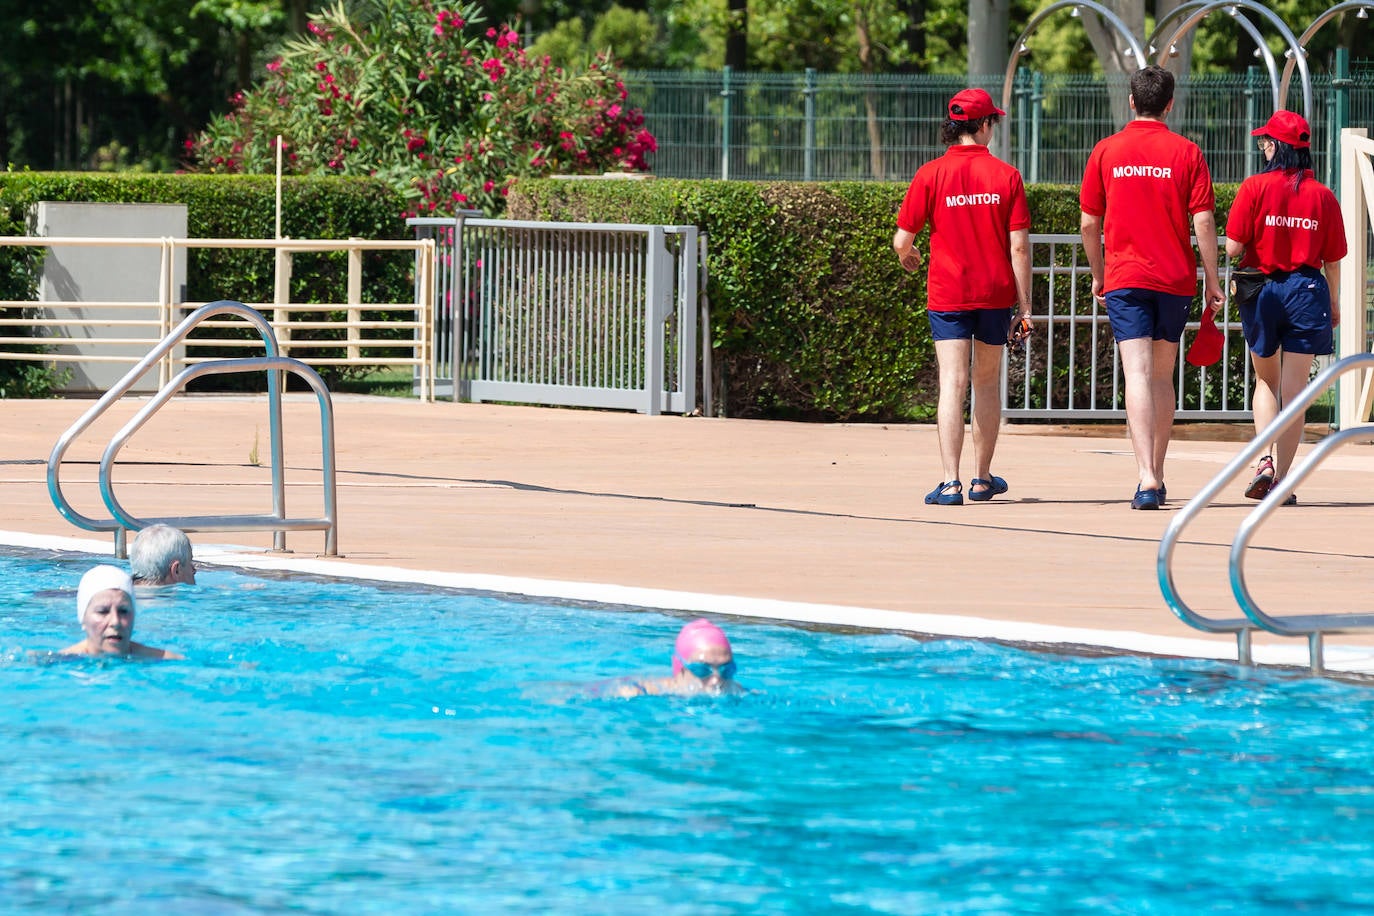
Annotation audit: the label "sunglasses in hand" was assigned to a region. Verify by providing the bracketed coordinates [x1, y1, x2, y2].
[1008, 314, 1033, 348]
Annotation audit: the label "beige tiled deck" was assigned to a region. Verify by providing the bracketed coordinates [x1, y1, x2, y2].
[4, 395, 1374, 670]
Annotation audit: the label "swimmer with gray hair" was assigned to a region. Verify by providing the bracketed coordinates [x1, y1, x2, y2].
[61, 565, 183, 659]
[129, 524, 196, 586]
[613, 618, 744, 697]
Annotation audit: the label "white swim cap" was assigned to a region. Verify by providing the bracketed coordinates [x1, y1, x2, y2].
[77, 565, 136, 625]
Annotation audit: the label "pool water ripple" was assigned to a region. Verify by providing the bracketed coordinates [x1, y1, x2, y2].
[4, 551, 1374, 913]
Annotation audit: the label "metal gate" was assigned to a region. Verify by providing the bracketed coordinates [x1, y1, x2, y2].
[411, 215, 701, 415]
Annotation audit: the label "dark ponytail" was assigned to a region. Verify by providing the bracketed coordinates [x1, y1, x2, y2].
[1259, 138, 1313, 192]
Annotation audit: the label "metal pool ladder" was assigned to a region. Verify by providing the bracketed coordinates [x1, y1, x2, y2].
[48, 300, 339, 557]
[1158, 352, 1374, 675]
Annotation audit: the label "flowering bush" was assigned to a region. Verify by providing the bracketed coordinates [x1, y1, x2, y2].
[187, 0, 656, 216]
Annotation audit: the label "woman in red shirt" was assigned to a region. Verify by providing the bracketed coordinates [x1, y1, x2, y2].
[893, 88, 1032, 506]
[1224, 110, 1346, 505]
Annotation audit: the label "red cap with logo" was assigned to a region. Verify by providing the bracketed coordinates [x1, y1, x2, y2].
[1251, 110, 1311, 149]
[947, 88, 1006, 121]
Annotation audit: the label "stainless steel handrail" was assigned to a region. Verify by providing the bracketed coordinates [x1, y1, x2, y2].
[1158, 353, 1374, 669]
[47, 299, 338, 557]
[99, 357, 338, 556]
[1230, 422, 1374, 675]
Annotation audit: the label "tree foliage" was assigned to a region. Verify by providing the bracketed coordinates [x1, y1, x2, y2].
[0, 0, 338, 171]
[186, 0, 657, 216]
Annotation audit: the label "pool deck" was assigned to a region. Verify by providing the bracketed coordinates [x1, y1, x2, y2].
[4, 394, 1374, 673]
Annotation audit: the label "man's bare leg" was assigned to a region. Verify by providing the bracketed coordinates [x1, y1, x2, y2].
[969, 340, 1004, 493]
[933, 338, 972, 485]
[1117, 336, 1164, 492]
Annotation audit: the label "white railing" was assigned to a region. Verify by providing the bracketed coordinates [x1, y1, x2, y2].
[0, 235, 437, 400]
[1005, 233, 1253, 421]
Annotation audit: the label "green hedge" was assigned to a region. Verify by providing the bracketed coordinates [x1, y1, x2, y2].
[510, 178, 1240, 420]
[0, 171, 1242, 415]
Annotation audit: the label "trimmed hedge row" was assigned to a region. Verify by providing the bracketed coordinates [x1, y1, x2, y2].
[0, 172, 1239, 417]
[509, 178, 1240, 420]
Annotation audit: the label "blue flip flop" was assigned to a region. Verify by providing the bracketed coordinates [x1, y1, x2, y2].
[924, 480, 963, 506]
[968, 476, 1008, 502]
[1131, 485, 1162, 510]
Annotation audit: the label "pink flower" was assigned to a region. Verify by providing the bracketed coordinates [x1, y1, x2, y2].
[266, 59, 282, 73]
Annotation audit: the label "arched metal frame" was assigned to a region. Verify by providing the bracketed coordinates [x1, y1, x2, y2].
[1279, 1, 1374, 104]
[1157, 0, 1313, 119]
[1149, 0, 1281, 109]
[999, 0, 1147, 161]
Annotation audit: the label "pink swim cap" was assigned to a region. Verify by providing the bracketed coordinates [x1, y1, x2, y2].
[672, 618, 732, 674]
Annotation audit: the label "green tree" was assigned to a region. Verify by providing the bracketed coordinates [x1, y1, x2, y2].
[187, 0, 656, 216]
[0, 0, 327, 171]
[529, 4, 661, 69]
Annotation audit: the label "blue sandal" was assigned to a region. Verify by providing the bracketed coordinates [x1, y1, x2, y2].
[968, 476, 1008, 502]
[925, 480, 963, 506]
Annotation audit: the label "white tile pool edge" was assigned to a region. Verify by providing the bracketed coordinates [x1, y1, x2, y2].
[9, 528, 1374, 675]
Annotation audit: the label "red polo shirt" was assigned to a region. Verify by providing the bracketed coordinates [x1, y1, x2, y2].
[897, 144, 1030, 311]
[1080, 120, 1215, 296]
[1225, 170, 1346, 272]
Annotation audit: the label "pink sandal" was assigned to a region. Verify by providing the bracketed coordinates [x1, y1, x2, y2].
[1244, 455, 1275, 500]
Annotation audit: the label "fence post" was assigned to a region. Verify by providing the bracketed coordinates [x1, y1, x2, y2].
[803, 68, 817, 182]
[645, 226, 667, 415]
[273, 246, 293, 355]
[159, 237, 174, 389]
[347, 238, 363, 361]
[678, 227, 698, 415]
[1331, 47, 1351, 193]
[721, 66, 733, 181]
[1337, 128, 1369, 429]
[699, 233, 712, 418]
[1246, 66, 1261, 176]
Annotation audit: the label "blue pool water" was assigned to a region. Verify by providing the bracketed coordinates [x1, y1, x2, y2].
[5, 549, 1374, 913]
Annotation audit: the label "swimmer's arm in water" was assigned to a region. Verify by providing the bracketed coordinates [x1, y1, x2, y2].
[131, 641, 184, 660]
[603, 680, 651, 699]
[57, 640, 183, 660]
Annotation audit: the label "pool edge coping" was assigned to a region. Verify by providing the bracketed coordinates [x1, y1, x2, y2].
[9, 527, 1374, 676]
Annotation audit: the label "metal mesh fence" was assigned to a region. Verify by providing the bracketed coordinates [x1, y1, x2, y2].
[625, 68, 1374, 186]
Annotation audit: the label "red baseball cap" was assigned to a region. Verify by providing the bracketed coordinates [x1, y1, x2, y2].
[1251, 110, 1311, 149]
[948, 88, 1006, 121]
[1185, 309, 1224, 367]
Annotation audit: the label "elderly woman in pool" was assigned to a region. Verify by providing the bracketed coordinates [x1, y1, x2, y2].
[620, 618, 743, 697]
[61, 565, 183, 659]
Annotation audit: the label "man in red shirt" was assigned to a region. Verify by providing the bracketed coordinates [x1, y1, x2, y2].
[894, 87, 1032, 506]
[1080, 66, 1224, 510]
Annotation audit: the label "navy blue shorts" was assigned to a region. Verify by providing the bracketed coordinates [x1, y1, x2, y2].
[928, 307, 1013, 345]
[1104, 288, 1192, 344]
[1240, 268, 1332, 358]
